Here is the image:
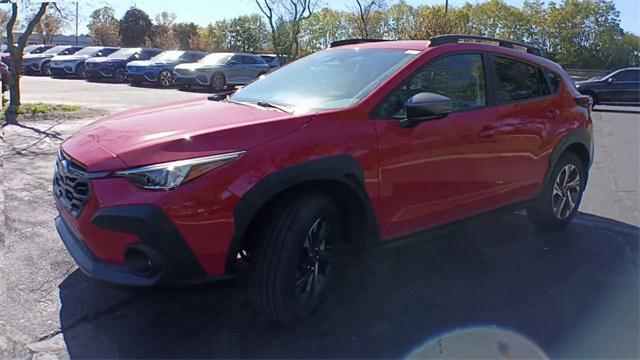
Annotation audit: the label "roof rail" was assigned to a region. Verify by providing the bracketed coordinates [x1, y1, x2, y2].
[329, 39, 390, 48]
[430, 34, 543, 56]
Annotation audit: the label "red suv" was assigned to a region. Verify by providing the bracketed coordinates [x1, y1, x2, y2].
[54, 35, 593, 322]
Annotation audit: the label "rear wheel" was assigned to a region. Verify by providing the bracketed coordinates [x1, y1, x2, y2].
[584, 91, 598, 107]
[527, 152, 586, 230]
[249, 193, 344, 323]
[158, 70, 174, 88]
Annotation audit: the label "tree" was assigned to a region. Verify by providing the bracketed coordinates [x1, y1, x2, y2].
[300, 8, 351, 52]
[228, 15, 268, 52]
[3, 1, 55, 123]
[172, 22, 198, 50]
[119, 7, 152, 47]
[149, 11, 177, 49]
[255, 0, 317, 58]
[88, 6, 119, 46]
[351, 0, 385, 38]
[33, 4, 69, 44]
[0, 8, 10, 45]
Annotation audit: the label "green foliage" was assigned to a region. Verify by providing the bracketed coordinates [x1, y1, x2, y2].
[88, 6, 120, 46]
[119, 7, 153, 47]
[1, 103, 79, 121]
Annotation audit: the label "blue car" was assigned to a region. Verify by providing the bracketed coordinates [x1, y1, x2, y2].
[126, 50, 206, 87]
[85, 47, 163, 83]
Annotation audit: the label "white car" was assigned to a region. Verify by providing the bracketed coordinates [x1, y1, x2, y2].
[50, 46, 120, 79]
[22, 45, 84, 76]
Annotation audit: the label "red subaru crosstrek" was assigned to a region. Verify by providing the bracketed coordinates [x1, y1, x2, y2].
[54, 35, 593, 322]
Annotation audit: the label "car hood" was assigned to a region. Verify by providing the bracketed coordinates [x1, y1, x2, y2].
[24, 53, 54, 60]
[175, 63, 222, 71]
[86, 57, 126, 64]
[52, 54, 88, 61]
[62, 97, 311, 171]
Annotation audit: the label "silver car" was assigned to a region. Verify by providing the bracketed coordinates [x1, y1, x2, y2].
[22, 45, 84, 76]
[173, 52, 270, 92]
[50, 46, 120, 78]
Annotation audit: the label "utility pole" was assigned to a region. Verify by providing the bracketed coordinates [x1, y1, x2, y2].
[75, 1, 78, 45]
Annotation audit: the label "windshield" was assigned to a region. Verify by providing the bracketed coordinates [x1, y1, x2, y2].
[108, 48, 139, 59]
[43, 46, 68, 55]
[73, 47, 102, 56]
[200, 53, 232, 65]
[231, 48, 418, 113]
[151, 51, 184, 62]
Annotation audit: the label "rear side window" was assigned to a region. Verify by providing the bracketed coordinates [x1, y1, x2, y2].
[493, 56, 548, 103]
[374, 53, 486, 118]
[612, 70, 640, 82]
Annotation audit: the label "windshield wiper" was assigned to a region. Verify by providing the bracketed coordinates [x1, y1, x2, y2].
[256, 100, 293, 113]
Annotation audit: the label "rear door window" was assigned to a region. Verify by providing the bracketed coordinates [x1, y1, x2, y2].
[613, 69, 640, 82]
[544, 70, 562, 93]
[493, 56, 547, 103]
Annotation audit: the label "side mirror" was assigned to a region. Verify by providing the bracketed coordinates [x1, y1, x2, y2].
[607, 77, 614, 84]
[228, 60, 238, 66]
[131, 53, 141, 60]
[400, 92, 452, 128]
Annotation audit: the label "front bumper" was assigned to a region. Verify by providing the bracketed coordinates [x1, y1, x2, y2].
[56, 204, 230, 286]
[51, 64, 77, 76]
[85, 67, 114, 79]
[174, 74, 210, 87]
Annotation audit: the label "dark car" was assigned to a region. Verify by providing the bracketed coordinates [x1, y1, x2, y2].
[575, 67, 640, 106]
[126, 50, 206, 87]
[50, 46, 120, 79]
[54, 35, 593, 323]
[84, 47, 163, 83]
[258, 54, 281, 69]
[174, 52, 270, 92]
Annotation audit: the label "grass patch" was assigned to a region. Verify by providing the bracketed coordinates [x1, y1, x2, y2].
[2, 102, 80, 121]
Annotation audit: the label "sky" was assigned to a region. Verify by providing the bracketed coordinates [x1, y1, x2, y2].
[75, 0, 639, 36]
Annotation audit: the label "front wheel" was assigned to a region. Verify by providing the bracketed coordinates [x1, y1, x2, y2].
[75, 63, 85, 79]
[41, 61, 51, 76]
[527, 152, 586, 230]
[158, 70, 174, 88]
[249, 193, 344, 323]
[209, 72, 226, 92]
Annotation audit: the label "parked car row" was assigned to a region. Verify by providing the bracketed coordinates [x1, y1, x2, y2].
[0, 44, 279, 92]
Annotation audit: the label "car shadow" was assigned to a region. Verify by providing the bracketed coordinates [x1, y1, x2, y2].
[593, 107, 640, 114]
[58, 211, 639, 358]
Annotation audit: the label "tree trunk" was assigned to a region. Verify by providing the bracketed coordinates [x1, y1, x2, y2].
[4, 2, 51, 124]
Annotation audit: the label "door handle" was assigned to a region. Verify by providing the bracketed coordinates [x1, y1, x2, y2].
[547, 109, 560, 119]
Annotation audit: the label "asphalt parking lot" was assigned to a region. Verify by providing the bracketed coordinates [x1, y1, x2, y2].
[2, 76, 639, 359]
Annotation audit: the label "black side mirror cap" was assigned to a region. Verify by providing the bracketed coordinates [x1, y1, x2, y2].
[607, 77, 614, 84]
[400, 92, 453, 128]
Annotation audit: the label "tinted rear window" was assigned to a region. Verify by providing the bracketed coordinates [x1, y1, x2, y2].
[545, 70, 561, 93]
[493, 56, 546, 103]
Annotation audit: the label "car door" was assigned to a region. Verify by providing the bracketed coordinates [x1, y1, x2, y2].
[238, 55, 259, 82]
[608, 69, 640, 103]
[225, 55, 244, 83]
[486, 54, 559, 202]
[373, 52, 507, 239]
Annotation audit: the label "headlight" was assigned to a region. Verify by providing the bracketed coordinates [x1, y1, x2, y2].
[575, 84, 581, 89]
[114, 151, 244, 190]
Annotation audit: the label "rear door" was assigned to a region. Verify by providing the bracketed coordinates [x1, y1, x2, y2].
[374, 52, 507, 238]
[608, 69, 640, 103]
[487, 54, 559, 201]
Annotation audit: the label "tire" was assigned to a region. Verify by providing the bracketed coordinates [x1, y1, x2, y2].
[114, 67, 127, 83]
[41, 61, 51, 76]
[209, 72, 226, 92]
[75, 63, 85, 79]
[157, 70, 174, 88]
[584, 91, 598, 107]
[248, 193, 344, 323]
[527, 152, 586, 230]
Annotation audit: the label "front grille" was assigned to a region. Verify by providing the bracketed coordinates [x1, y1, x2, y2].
[53, 152, 91, 217]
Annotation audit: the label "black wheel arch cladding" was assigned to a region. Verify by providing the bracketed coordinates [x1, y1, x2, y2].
[225, 155, 380, 274]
